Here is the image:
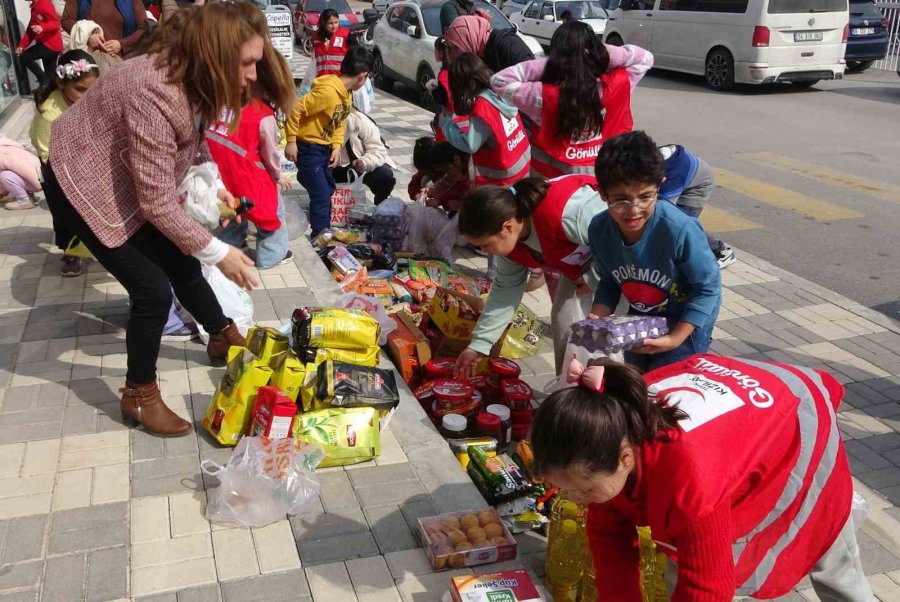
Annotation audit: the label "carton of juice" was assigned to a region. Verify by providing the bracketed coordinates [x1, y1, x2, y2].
[450, 570, 543, 602]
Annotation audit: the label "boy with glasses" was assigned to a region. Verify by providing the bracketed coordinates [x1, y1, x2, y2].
[587, 130, 721, 372]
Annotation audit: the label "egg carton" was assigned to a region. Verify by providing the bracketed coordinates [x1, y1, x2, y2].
[569, 316, 669, 353]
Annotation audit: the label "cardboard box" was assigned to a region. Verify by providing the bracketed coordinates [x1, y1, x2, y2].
[386, 312, 432, 384]
[451, 570, 543, 602]
[426, 288, 484, 342]
[419, 313, 471, 359]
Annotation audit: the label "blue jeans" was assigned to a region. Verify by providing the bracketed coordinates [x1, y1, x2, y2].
[625, 316, 715, 373]
[296, 142, 335, 237]
[217, 195, 290, 269]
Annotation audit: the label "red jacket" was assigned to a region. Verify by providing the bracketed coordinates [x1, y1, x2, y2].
[470, 95, 530, 186]
[505, 174, 596, 281]
[18, 0, 63, 53]
[587, 354, 852, 601]
[207, 100, 280, 231]
[531, 68, 633, 178]
[313, 26, 350, 77]
[434, 68, 469, 143]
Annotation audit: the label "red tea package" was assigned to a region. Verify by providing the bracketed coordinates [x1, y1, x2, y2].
[250, 386, 298, 439]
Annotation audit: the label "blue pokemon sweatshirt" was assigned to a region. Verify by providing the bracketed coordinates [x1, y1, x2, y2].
[588, 200, 722, 328]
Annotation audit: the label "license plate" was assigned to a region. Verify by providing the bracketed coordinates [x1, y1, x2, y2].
[794, 31, 824, 42]
[852, 27, 875, 36]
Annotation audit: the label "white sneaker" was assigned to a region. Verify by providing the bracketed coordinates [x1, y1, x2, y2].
[4, 199, 36, 210]
[716, 245, 737, 269]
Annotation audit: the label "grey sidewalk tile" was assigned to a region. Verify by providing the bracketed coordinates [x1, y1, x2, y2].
[41, 553, 87, 602]
[860, 432, 900, 453]
[0, 560, 42, 591]
[290, 507, 369, 542]
[61, 405, 97, 435]
[86, 546, 128, 602]
[857, 467, 900, 490]
[1, 515, 47, 564]
[48, 502, 128, 555]
[0, 590, 38, 602]
[0, 421, 63, 444]
[346, 463, 418, 489]
[398, 499, 438, 535]
[860, 544, 900, 573]
[354, 480, 429, 510]
[317, 471, 360, 512]
[137, 595, 177, 602]
[298, 530, 380, 566]
[0, 408, 60, 427]
[221, 569, 311, 602]
[364, 505, 418, 554]
[177, 585, 223, 602]
[132, 429, 166, 461]
[132, 472, 204, 498]
[863, 403, 900, 420]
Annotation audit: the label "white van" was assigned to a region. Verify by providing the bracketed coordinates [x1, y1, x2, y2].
[601, 0, 849, 90]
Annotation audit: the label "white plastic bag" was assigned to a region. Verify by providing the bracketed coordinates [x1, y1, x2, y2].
[202, 436, 324, 528]
[331, 170, 367, 226]
[283, 196, 309, 240]
[195, 265, 254, 344]
[851, 490, 869, 532]
[177, 163, 222, 229]
[352, 78, 376, 113]
[339, 292, 396, 345]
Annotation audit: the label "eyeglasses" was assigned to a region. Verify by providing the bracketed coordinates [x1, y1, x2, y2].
[607, 197, 656, 213]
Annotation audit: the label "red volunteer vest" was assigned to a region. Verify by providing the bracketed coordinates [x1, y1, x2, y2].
[313, 27, 351, 77]
[587, 355, 852, 599]
[505, 174, 597, 282]
[531, 68, 634, 178]
[206, 100, 280, 231]
[434, 69, 469, 143]
[469, 95, 530, 186]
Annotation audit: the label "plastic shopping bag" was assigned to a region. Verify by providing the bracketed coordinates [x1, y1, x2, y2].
[338, 292, 397, 345]
[330, 170, 367, 227]
[195, 265, 254, 345]
[404, 201, 451, 258]
[352, 78, 376, 113]
[851, 490, 869, 532]
[497, 304, 544, 360]
[176, 162, 222, 229]
[202, 436, 324, 527]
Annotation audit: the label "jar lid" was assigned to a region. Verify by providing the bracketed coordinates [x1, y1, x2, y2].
[423, 357, 456, 377]
[432, 379, 474, 402]
[501, 379, 533, 401]
[476, 412, 501, 432]
[489, 357, 521, 378]
[486, 404, 510, 421]
[442, 414, 468, 432]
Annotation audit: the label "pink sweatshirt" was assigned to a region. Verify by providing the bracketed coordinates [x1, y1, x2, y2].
[490, 45, 654, 127]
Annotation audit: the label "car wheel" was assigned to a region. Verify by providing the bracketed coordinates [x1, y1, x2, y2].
[373, 51, 393, 92]
[846, 60, 874, 73]
[418, 65, 436, 111]
[705, 48, 734, 91]
[605, 34, 623, 47]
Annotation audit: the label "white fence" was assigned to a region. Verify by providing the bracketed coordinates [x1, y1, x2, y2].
[874, 1, 900, 71]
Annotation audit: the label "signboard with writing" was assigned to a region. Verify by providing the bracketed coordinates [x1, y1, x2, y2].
[266, 9, 293, 60]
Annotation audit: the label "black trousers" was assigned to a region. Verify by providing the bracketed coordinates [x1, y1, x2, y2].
[42, 164, 229, 384]
[333, 164, 396, 204]
[20, 43, 58, 86]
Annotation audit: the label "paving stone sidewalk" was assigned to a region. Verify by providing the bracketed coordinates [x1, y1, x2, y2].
[0, 55, 898, 601]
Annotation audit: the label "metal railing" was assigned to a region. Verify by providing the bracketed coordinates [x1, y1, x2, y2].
[875, 1, 900, 71]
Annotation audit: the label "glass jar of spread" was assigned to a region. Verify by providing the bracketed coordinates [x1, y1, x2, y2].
[432, 379, 474, 412]
[468, 374, 488, 390]
[440, 414, 468, 439]
[412, 381, 434, 413]
[486, 404, 512, 449]
[423, 357, 456, 380]
[475, 411, 502, 440]
[481, 377, 503, 405]
[488, 357, 521, 380]
[501, 379, 534, 411]
[510, 407, 534, 441]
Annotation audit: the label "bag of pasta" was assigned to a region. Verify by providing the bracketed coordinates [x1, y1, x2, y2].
[202, 347, 273, 445]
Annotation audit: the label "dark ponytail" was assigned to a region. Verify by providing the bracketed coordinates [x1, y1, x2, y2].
[448, 52, 492, 116]
[317, 9, 339, 41]
[457, 177, 550, 238]
[33, 49, 97, 110]
[531, 358, 687, 478]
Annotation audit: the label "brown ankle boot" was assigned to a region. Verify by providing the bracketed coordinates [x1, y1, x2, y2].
[207, 321, 246, 362]
[120, 381, 192, 437]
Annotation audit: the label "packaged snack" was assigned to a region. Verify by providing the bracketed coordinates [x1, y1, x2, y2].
[298, 346, 380, 368]
[202, 347, 274, 446]
[498, 305, 544, 360]
[569, 316, 669, 354]
[386, 312, 431, 385]
[332, 227, 368, 244]
[511, 441, 537, 482]
[249, 386, 297, 439]
[293, 407, 381, 467]
[345, 242, 383, 259]
[408, 259, 453, 288]
[450, 570, 541, 602]
[246, 326, 290, 365]
[316, 361, 400, 413]
[417, 508, 517, 571]
[270, 351, 306, 399]
[448, 437, 497, 470]
[292, 307, 380, 351]
[328, 245, 364, 276]
[311, 229, 335, 249]
[494, 496, 536, 517]
[467, 447, 532, 504]
[426, 288, 483, 342]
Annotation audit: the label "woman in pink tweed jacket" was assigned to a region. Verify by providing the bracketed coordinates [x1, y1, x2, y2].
[42, 3, 296, 437]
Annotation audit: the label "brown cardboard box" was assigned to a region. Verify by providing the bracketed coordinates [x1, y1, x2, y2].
[386, 312, 432, 384]
[426, 288, 484, 342]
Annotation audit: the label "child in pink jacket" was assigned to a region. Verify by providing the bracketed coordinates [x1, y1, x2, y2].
[0, 137, 42, 211]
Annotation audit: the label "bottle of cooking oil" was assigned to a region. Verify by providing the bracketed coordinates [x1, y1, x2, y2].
[638, 527, 669, 602]
[546, 495, 587, 602]
[579, 545, 598, 602]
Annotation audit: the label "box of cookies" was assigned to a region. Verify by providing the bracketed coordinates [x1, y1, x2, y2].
[416, 508, 517, 571]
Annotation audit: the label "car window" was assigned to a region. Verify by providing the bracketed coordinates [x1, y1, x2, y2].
[540, 2, 555, 18]
[474, 2, 515, 30]
[401, 6, 421, 35]
[524, 1, 541, 17]
[767, 0, 847, 14]
[555, 1, 609, 18]
[849, 0, 883, 18]
[658, 0, 748, 11]
[387, 6, 407, 30]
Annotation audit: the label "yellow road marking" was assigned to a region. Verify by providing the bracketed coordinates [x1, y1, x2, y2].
[714, 168, 864, 221]
[743, 152, 900, 204]
[697, 206, 760, 233]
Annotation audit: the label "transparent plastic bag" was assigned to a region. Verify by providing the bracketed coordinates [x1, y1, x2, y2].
[851, 490, 869, 532]
[404, 201, 450, 257]
[194, 265, 254, 344]
[339, 292, 396, 345]
[202, 436, 324, 528]
[283, 196, 309, 241]
[177, 162, 222, 229]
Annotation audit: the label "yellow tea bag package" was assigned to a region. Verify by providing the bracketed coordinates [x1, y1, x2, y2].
[270, 351, 306, 399]
[202, 347, 273, 445]
[246, 326, 290, 365]
[293, 407, 380, 467]
[298, 346, 380, 368]
[292, 307, 380, 351]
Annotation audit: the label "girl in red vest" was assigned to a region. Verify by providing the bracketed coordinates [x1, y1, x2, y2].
[531, 355, 873, 601]
[439, 52, 530, 188]
[454, 175, 602, 377]
[312, 8, 351, 78]
[207, 98, 293, 268]
[492, 21, 653, 178]
[16, 0, 63, 87]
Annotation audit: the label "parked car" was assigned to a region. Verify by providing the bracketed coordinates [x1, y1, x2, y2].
[371, 0, 543, 108]
[600, 0, 849, 91]
[501, 0, 528, 16]
[373, 0, 393, 13]
[509, 0, 609, 46]
[845, 0, 889, 72]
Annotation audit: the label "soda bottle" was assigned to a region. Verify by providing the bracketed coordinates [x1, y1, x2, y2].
[546, 495, 587, 602]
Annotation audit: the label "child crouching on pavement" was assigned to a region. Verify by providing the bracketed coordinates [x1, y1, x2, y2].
[285, 47, 374, 238]
[588, 130, 721, 372]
